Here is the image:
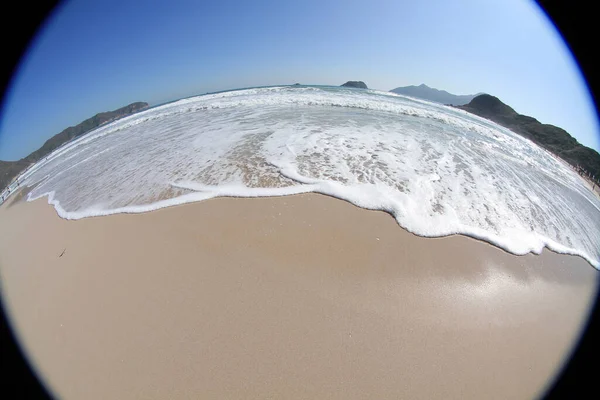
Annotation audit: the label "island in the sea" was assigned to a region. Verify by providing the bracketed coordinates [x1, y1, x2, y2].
[341, 81, 368, 89]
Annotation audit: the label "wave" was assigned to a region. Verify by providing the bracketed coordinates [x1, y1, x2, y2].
[21, 86, 600, 269]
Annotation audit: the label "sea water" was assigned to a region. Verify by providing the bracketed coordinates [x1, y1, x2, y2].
[18, 86, 600, 268]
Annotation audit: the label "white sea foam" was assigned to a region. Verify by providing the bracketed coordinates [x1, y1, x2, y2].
[21, 86, 600, 268]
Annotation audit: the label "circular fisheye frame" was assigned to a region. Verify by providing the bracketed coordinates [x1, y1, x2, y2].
[0, 1, 598, 399]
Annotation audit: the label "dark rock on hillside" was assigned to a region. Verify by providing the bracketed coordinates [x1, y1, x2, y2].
[341, 81, 368, 89]
[456, 94, 600, 179]
[0, 102, 149, 190]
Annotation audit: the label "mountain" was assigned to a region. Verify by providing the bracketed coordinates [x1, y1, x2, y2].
[0, 102, 149, 190]
[390, 84, 482, 106]
[457, 94, 600, 178]
[0, 160, 30, 191]
[341, 81, 368, 89]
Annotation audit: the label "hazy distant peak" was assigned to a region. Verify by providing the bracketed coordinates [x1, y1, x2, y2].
[390, 84, 479, 106]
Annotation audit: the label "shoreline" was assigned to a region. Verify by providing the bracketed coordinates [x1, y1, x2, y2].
[1, 191, 598, 399]
[19, 186, 600, 270]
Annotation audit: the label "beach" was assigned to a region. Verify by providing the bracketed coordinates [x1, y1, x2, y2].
[0, 191, 597, 399]
[16, 86, 600, 268]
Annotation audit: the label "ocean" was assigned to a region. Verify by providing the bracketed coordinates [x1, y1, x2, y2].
[16, 85, 600, 268]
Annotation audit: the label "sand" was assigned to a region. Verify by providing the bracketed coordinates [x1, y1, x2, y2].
[0, 192, 597, 400]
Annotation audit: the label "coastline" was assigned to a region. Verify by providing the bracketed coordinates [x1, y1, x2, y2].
[8, 85, 599, 270]
[580, 173, 600, 198]
[1, 192, 597, 399]
[20, 185, 600, 269]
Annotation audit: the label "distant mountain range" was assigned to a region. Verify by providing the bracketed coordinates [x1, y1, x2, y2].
[456, 94, 600, 179]
[390, 84, 483, 106]
[0, 102, 148, 190]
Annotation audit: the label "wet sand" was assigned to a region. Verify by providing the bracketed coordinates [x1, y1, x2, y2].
[0, 193, 597, 399]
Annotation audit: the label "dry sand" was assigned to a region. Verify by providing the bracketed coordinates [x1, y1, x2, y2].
[0, 192, 597, 399]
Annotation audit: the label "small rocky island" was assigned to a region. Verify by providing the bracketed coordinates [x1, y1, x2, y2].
[341, 81, 368, 89]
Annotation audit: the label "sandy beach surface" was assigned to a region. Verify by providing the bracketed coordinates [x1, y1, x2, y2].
[0, 191, 597, 399]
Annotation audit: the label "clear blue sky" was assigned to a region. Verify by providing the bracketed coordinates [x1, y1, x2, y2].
[0, 0, 598, 160]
